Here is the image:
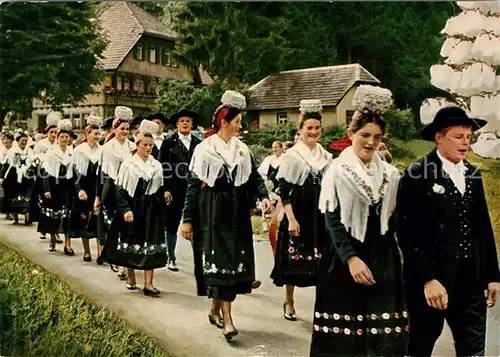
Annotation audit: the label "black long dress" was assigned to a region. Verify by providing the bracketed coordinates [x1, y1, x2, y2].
[309, 205, 408, 357]
[0, 151, 35, 215]
[106, 178, 167, 270]
[37, 165, 74, 235]
[271, 172, 326, 287]
[183, 160, 269, 302]
[67, 161, 100, 239]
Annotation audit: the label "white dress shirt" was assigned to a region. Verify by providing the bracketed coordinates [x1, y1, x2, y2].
[179, 132, 192, 150]
[437, 150, 467, 195]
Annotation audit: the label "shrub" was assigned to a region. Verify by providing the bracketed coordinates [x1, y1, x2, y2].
[386, 139, 416, 160]
[242, 123, 346, 152]
[248, 144, 269, 165]
[384, 108, 418, 141]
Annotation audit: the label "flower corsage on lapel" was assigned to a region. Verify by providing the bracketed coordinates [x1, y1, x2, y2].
[432, 183, 446, 194]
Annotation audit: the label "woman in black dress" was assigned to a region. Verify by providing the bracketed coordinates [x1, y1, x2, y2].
[106, 120, 167, 296]
[180, 90, 271, 341]
[311, 85, 407, 356]
[68, 115, 103, 262]
[39, 119, 75, 254]
[0, 133, 35, 224]
[97, 106, 135, 274]
[32, 112, 61, 240]
[271, 99, 332, 321]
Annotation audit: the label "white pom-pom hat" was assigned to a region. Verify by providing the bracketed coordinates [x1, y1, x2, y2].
[57, 119, 73, 132]
[46, 111, 62, 128]
[135, 120, 158, 143]
[352, 85, 393, 115]
[221, 90, 246, 110]
[299, 99, 323, 114]
[86, 114, 103, 128]
[114, 106, 133, 122]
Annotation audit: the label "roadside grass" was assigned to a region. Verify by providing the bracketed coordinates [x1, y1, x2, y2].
[0, 243, 170, 357]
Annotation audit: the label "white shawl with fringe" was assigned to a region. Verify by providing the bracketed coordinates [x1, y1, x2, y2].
[101, 138, 135, 181]
[4, 146, 34, 183]
[73, 142, 102, 177]
[116, 154, 163, 197]
[276, 141, 332, 185]
[42, 145, 73, 179]
[190, 134, 252, 188]
[318, 146, 400, 242]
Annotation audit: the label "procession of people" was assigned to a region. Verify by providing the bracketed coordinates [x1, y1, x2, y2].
[0, 86, 499, 355]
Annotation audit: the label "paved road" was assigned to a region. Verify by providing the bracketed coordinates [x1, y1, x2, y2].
[0, 219, 497, 356]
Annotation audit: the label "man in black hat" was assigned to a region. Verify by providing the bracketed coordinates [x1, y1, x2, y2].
[158, 109, 202, 271]
[147, 112, 169, 150]
[396, 106, 500, 356]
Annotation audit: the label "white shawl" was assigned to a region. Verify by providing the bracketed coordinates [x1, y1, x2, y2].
[257, 154, 283, 180]
[190, 134, 252, 187]
[116, 153, 163, 197]
[276, 141, 332, 185]
[4, 146, 34, 183]
[101, 138, 135, 181]
[42, 145, 73, 179]
[73, 142, 102, 176]
[318, 146, 400, 242]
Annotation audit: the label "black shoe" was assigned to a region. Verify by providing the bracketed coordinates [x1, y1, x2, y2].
[64, 247, 75, 256]
[48, 244, 56, 252]
[208, 314, 224, 329]
[168, 260, 179, 272]
[126, 283, 137, 290]
[223, 327, 239, 341]
[39, 235, 46, 240]
[83, 254, 92, 262]
[252, 280, 262, 289]
[283, 302, 297, 321]
[56, 239, 63, 244]
[143, 287, 160, 297]
[96, 256, 104, 265]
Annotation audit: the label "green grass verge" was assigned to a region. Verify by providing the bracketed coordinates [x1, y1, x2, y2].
[0, 243, 170, 357]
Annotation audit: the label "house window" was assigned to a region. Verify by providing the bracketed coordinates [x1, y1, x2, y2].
[117, 75, 123, 90]
[148, 78, 158, 95]
[134, 77, 145, 94]
[346, 110, 355, 128]
[123, 77, 130, 91]
[134, 44, 144, 61]
[277, 112, 288, 125]
[73, 113, 82, 129]
[161, 48, 169, 66]
[148, 46, 156, 63]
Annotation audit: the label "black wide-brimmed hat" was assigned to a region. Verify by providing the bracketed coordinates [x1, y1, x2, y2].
[131, 116, 145, 128]
[170, 109, 200, 127]
[147, 112, 169, 125]
[102, 117, 114, 130]
[421, 106, 487, 141]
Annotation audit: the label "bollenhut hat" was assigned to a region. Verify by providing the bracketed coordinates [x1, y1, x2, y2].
[170, 109, 199, 127]
[421, 106, 487, 141]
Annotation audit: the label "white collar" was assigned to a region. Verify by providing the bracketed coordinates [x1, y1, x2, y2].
[116, 153, 163, 197]
[436, 149, 467, 174]
[178, 132, 192, 140]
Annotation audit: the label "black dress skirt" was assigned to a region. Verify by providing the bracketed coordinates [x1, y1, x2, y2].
[0, 160, 35, 215]
[183, 162, 269, 302]
[310, 206, 408, 357]
[37, 165, 74, 235]
[67, 161, 99, 239]
[271, 173, 326, 287]
[106, 178, 167, 270]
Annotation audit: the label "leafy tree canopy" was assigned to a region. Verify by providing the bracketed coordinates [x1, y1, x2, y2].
[0, 2, 106, 121]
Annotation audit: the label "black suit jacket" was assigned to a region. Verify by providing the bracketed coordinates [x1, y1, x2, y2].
[396, 149, 500, 291]
[158, 132, 202, 232]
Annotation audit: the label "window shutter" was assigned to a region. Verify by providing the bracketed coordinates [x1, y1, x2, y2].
[133, 46, 138, 60]
[142, 46, 147, 61]
[155, 47, 160, 63]
[111, 72, 117, 89]
[161, 48, 167, 65]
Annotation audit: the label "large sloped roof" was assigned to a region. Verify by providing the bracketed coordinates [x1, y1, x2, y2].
[247, 64, 380, 110]
[98, 1, 176, 70]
